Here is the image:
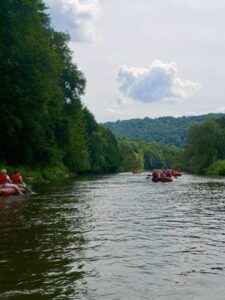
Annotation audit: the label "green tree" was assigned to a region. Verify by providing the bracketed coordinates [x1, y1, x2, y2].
[182, 119, 225, 174]
[0, 0, 122, 175]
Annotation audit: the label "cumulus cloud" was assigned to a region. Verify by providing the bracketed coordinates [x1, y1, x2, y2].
[117, 60, 201, 103]
[45, 0, 100, 43]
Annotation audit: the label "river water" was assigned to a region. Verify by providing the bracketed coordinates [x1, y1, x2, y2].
[1, 173, 225, 300]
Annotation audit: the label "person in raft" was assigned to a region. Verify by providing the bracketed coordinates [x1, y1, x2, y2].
[0, 169, 24, 195]
[11, 170, 32, 193]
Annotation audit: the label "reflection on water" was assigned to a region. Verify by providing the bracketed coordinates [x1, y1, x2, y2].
[1, 174, 225, 299]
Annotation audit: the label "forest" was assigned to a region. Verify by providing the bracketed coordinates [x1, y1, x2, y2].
[107, 116, 225, 176]
[118, 138, 181, 171]
[104, 114, 224, 147]
[0, 0, 122, 176]
[179, 117, 225, 176]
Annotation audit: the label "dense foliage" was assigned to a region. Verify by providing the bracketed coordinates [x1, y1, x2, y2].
[104, 114, 224, 147]
[0, 0, 121, 174]
[118, 138, 181, 171]
[179, 117, 225, 175]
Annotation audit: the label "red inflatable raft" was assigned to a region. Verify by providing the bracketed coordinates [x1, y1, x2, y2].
[151, 169, 173, 183]
[0, 186, 28, 197]
[152, 176, 173, 183]
[171, 170, 182, 177]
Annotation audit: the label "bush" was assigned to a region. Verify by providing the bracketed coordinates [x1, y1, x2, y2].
[205, 160, 225, 176]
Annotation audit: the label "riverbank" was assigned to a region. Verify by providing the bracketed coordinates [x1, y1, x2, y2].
[0, 162, 70, 182]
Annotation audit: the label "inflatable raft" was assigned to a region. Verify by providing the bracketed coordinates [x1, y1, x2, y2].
[171, 170, 182, 177]
[152, 176, 173, 183]
[151, 169, 173, 183]
[0, 186, 28, 197]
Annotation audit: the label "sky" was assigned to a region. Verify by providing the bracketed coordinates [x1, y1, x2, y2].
[44, 0, 225, 122]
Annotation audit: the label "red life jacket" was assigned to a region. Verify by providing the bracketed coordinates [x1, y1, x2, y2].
[0, 173, 9, 184]
[12, 173, 21, 184]
[152, 170, 160, 178]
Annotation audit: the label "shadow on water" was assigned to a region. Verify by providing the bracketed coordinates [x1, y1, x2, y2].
[0, 178, 91, 300]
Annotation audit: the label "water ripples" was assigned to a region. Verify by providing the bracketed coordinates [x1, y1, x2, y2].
[1, 174, 225, 299]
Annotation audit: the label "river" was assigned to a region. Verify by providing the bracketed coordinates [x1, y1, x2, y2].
[0, 173, 225, 299]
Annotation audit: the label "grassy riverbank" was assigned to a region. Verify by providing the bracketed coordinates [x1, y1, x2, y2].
[0, 162, 69, 182]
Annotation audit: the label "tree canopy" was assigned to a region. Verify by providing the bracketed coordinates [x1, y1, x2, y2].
[178, 117, 225, 175]
[104, 114, 224, 147]
[0, 0, 121, 174]
[118, 138, 181, 171]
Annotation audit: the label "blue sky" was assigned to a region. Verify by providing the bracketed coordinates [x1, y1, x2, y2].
[44, 0, 225, 122]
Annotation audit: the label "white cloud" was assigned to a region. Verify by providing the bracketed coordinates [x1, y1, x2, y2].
[45, 0, 100, 43]
[117, 60, 201, 103]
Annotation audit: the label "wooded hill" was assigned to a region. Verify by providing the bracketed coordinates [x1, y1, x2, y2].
[104, 114, 224, 147]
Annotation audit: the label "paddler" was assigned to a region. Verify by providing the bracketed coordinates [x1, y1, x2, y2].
[0, 169, 23, 195]
[11, 170, 33, 193]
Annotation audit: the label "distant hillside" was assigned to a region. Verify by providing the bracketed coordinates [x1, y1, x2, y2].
[103, 114, 224, 147]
